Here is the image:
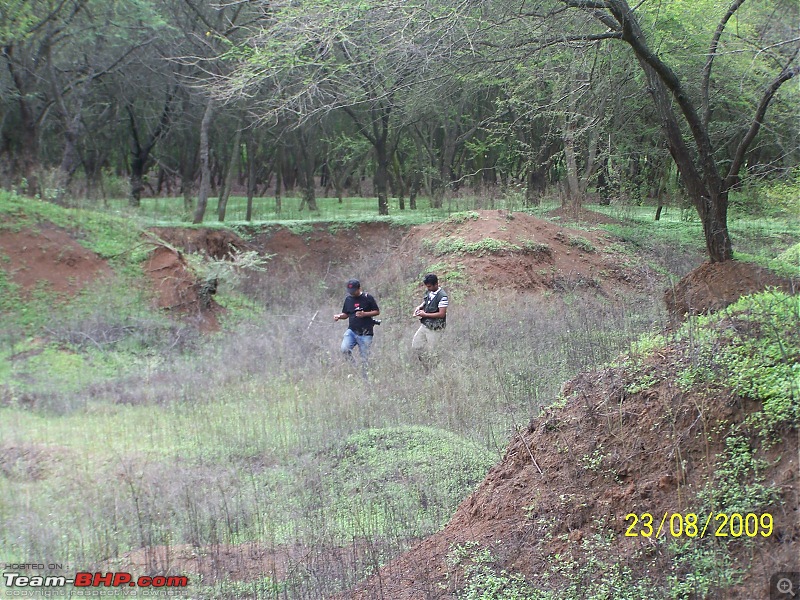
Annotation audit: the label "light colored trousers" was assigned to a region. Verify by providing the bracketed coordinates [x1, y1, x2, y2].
[412, 325, 442, 353]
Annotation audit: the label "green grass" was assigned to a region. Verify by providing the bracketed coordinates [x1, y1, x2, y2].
[69, 194, 526, 227]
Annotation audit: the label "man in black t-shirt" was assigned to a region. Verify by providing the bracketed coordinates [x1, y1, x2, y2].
[334, 278, 380, 365]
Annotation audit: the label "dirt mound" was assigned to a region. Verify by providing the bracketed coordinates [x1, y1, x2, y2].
[547, 206, 625, 226]
[397, 210, 653, 294]
[143, 245, 220, 331]
[665, 260, 797, 321]
[0, 224, 112, 295]
[340, 298, 800, 599]
[149, 227, 253, 259]
[246, 221, 408, 279]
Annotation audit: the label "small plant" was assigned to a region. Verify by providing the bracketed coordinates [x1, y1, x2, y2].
[667, 541, 742, 600]
[446, 211, 481, 225]
[580, 446, 605, 473]
[697, 434, 778, 515]
[567, 235, 595, 252]
[448, 543, 544, 600]
[433, 237, 523, 256]
[519, 240, 552, 256]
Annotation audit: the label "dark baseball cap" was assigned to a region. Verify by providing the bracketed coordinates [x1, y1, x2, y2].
[346, 278, 361, 291]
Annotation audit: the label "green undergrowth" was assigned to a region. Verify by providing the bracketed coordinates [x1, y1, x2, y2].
[320, 427, 495, 538]
[0, 397, 494, 571]
[449, 532, 660, 600]
[0, 191, 150, 271]
[625, 290, 799, 433]
[425, 237, 551, 257]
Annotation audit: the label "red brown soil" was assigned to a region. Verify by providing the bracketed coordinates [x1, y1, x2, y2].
[397, 210, 655, 295]
[148, 227, 255, 259]
[0, 224, 112, 295]
[247, 221, 408, 279]
[143, 245, 221, 332]
[666, 259, 797, 321]
[547, 206, 625, 226]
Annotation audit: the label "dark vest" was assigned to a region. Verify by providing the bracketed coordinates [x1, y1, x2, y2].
[421, 289, 446, 330]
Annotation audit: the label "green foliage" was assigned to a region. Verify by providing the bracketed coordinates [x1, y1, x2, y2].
[667, 541, 741, 600]
[430, 237, 521, 256]
[427, 236, 550, 257]
[0, 261, 21, 313]
[627, 290, 799, 436]
[446, 211, 481, 225]
[777, 242, 800, 265]
[732, 252, 800, 280]
[323, 426, 495, 536]
[697, 434, 778, 515]
[449, 543, 544, 600]
[450, 530, 664, 600]
[566, 235, 595, 253]
[185, 248, 272, 290]
[694, 292, 799, 433]
[730, 172, 800, 219]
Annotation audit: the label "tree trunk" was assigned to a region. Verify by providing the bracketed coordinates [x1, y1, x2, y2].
[217, 126, 242, 222]
[525, 169, 542, 207]
[563, 130, 581, 214]
[192, 99, 214, 224]
[5, 46, 41, 198]
[605, 0, 734, 261]
[274, 147, 283, 214]
[296, 131, 318, 212]
[374, 142, 390, 215]
[246, 137, 256, 222]
[130, 155, 146, 208]
[409, 172, 420, 210]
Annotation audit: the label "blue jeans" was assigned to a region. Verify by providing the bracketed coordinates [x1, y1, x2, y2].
[341, 329, 373, 363]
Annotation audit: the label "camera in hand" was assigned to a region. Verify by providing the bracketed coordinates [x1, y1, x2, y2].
[371, 318, 381, 325]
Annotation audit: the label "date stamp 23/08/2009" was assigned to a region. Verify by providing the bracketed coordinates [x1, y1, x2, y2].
[623, 512, 773, 539]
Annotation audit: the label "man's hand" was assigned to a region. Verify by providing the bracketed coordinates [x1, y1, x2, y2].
[334, 314, 342, 321]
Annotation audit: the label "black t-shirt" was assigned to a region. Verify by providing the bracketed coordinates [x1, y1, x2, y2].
[342, 292, 379, 335]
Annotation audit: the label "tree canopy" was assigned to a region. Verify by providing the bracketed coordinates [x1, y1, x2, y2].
[1, 0, 797, 260]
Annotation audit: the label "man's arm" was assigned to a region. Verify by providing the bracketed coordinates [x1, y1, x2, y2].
[356, 296, 379, 318]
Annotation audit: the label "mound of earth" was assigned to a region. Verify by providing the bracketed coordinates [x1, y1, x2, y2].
[547, 206, 625, 226]
[0, 224, 112, 295]
[396, 210, 653, 294]
[148, 212, 654, 298]
[148, 227, 254, 259]
[340, 292, 799, 599]
[246, 221, 409, 279]
[0, 221, 223, 330]
[665, 259, 797, 321]
[143, 245, 221, 331]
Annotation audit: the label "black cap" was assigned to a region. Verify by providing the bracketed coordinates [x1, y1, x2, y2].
[346, 278, 361, 291]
